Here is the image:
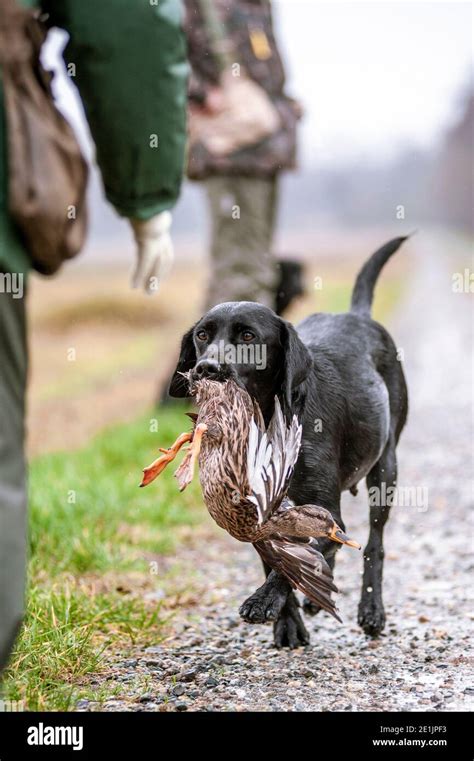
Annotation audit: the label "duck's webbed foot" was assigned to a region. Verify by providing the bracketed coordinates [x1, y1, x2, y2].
[273, 594, 310, 649]
[140, 431, 193, 487]
[174, 423, 208, 491]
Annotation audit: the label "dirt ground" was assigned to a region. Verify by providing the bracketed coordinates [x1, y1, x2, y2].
[73, 230, 473, 712]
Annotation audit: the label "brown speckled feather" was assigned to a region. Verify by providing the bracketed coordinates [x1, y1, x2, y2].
[184, 376, 342, 621]
[191, 378, 260, 541]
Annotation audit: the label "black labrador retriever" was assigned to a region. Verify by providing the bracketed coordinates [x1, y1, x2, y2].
[169, 237, 409, 648]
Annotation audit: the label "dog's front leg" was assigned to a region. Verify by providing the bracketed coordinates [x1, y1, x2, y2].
[239, 561, 290, 625]
[239, 559, 309, 649]
[272, 589, 310, 649]
[358, 439, 397, 636]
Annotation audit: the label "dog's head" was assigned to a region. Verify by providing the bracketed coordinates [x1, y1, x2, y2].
[169, 302, 312, 421]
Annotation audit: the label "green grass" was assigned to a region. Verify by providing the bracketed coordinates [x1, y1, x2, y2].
[308, 276, 405, 323]
[2, 405, 203, 711]
[29, 406, 202, 575]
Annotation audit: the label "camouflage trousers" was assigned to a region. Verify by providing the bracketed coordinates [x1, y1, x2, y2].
[0, 285, 27, 674]
[204, 175, 279, 310]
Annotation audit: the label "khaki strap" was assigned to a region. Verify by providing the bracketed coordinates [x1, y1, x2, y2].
[197, 0, 235, 72]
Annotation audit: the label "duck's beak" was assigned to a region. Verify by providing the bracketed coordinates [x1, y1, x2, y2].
[328, 522, 361, 549]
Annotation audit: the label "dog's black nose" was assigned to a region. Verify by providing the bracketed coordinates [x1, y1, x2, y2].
[193, 359, 221, 379]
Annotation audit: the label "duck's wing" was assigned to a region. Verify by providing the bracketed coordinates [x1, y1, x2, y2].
[254, 537, 342, 623]
[246, 397, 302, 525]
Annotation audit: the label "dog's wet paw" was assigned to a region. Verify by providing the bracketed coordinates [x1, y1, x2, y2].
[273, 598, 310, 649]
[358, 597, 386, 636]
[239, 585, 287, 624]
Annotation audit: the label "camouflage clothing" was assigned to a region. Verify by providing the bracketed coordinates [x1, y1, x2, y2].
[204, 175, 278, 309]
[184, 0, 300, 179]
[185, 0, 286, 102]
[183, 0, 299, 309]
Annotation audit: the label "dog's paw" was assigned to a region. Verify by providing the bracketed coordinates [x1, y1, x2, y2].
[273, 598, 310, 649]
[358, 597, 386, 637]
[239, 585, 287, 624]
[302, 596, 323, 616]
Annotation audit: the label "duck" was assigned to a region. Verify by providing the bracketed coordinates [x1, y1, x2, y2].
[140, 377, 360, 621]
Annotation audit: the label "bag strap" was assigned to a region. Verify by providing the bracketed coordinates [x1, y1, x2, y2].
[0, 0, 21, 14]
[0, 0, 31, 28]
[196, 0, 236, 73]
[0, 0, 37, 64]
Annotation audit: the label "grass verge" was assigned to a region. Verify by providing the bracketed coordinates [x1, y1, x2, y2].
[2, 406, 203, 710]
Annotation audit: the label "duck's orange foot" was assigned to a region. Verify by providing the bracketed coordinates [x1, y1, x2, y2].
[175, 423, 208, 492]
[140, 431, 193, 487]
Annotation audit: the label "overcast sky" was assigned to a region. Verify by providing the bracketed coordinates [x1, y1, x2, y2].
[275, 0, 473, 166]
[44, 0, 472, 170]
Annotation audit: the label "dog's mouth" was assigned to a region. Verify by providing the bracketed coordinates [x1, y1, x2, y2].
[184, 366, 246, 393]
[181, 369, 248, 407]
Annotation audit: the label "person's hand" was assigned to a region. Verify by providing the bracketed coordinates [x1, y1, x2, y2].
[129, 211, 174, 295]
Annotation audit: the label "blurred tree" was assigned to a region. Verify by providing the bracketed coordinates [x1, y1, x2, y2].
[430, 88, 473, 234]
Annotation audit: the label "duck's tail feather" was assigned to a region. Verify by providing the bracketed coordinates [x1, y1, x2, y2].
[254, 537, 342, 623]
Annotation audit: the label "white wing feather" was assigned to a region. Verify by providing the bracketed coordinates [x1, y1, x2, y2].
[246, 397, 302, 525]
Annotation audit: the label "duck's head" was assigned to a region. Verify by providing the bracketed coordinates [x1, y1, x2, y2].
[304, 506, 361, 549]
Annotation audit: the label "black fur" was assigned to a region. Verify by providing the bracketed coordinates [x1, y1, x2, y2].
[169, 237, 409, 647]
[275, 259, 305, 316]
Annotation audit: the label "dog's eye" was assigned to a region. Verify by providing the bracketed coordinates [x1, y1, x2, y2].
[241, 331, 255, 342]
[196, 330, 208, 342]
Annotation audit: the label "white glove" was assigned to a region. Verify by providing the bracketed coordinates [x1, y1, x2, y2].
[129, 211, 174, 295]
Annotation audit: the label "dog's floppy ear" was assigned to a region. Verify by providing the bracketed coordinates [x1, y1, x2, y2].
[278, 320, 312, 417]
[169, 325, 197, 398]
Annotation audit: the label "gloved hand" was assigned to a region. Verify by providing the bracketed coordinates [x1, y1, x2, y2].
[129, 211, 174, 294]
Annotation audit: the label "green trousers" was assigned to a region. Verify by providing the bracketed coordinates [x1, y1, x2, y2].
[204, 175, 279, 310]
[0, 285, 27, 674]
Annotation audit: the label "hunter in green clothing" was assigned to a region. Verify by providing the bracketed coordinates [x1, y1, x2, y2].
[0, 0, 188, 672]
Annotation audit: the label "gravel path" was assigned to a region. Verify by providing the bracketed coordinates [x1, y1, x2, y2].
[92, 233, 473, 712]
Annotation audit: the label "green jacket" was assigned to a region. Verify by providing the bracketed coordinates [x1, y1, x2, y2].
[0, 0, 188, 274]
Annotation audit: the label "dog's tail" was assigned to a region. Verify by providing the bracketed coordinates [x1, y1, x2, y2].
[350, 235, 411, 316]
